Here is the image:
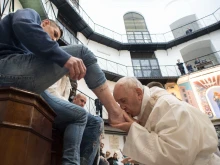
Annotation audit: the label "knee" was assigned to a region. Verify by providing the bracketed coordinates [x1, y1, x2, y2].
[79, 108, 88, 124]
[81, 45, 97, 66]
[94, 116, 104, 132]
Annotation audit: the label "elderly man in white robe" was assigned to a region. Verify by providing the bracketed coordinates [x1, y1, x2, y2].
[112, 77, 220, 165]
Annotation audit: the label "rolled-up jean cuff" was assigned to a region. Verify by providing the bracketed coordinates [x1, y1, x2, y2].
[84, 63, 106, 90]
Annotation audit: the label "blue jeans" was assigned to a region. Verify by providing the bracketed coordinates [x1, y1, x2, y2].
[0, 45, 106, 164]
[41, 91, 104, 165]
[0, 45, 106, 93]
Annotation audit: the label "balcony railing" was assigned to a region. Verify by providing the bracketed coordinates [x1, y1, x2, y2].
[42, 0, 220, 78]
[76, 90, 108, 118]
[184, 50, 220, 73]
[96, 56, 180, 77]
[56, 20, 79, 45]
[66, 0, 220, 43]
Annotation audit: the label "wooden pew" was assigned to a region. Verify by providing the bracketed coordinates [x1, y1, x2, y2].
[0, 87, 56, 165]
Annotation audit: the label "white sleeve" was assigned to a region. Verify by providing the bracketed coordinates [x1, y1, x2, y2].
[47, 80, 67, 101]
[63, 77, 71, 100]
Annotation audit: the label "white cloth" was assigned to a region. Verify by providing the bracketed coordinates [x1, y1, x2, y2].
[123, 86, 220, 165]
[47, 75, 71, 101]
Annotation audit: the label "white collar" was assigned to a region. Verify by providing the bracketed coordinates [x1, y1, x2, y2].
[137, 86, 150, 120]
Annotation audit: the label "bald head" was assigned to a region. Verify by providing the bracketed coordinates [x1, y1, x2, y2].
[72, 93, 87, 108]
[113, 77, 144, 117]
[147, 81, 164, 89]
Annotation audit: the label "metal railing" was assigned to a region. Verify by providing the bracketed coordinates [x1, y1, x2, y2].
[184, 50, 220, 73]
[66, 0, 220, 43]
[42, 0, 220, 78]
[14, 0, 180, 78]
[96, 56, 180, 77]
[0, 0, 15, 19]
[76, 90, 108, 118]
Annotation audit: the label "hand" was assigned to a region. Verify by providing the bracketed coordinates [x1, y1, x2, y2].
[64, 56, 86, 80]
[111, 111, 136, 132]
[121, 157, 137, 163]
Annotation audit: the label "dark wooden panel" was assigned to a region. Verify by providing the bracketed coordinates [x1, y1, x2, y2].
[3, 100, 33, 126]
[0, 128, 28, 165]
[0, 87, 56, 165]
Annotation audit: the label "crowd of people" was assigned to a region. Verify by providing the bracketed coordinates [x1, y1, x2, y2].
[0, 8, 220, 165]
[176, 57, 210, 75]
[99, 142, 121, 165]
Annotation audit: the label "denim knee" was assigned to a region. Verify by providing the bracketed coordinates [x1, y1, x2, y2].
[84, 63, 106, 89]
[72, 107, 88, 125]
[81, 46, 107, 89]
[91, 116, 104, 133]
[81, 45, 98, 67]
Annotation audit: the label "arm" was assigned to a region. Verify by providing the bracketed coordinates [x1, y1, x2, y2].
[123, 103, 195, 165]
[12, 8, 71, 67]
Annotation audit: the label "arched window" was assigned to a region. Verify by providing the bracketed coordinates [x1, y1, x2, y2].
[124, 12, 151, 43]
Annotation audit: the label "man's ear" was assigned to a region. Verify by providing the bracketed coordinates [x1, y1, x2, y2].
[73, 97, 76, 102]
[41, 19, 50, 27]
[136, 88, 143, 100]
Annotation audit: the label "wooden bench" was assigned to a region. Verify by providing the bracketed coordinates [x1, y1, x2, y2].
[0, 87, 57, 165]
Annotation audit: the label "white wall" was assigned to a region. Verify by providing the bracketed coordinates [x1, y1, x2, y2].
[79, 0, 220, 35]
[182, 47, 213, 61]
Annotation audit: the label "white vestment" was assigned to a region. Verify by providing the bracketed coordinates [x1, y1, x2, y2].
[47, 75, 71, 101]
[123, 86, 220, 165]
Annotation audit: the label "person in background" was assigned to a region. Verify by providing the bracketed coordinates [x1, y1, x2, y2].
[98, 142, 109, 165]
[95, 98, 103, 118]
[108, 153, 119, 165]
[72, 93, 87, 108]
[194, 57, 205, 70]
[195, 58, 201, 65]
[186, 62, 194, 73]
[112, 77, 220, 165]
[106, 151, 111, 160]
[176, 59, 186, 75]
[147, 81, 164, 89]
[186, 28, 193, 35]
[100, 142, 105, 158]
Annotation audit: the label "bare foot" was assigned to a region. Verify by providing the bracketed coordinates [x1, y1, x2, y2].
[108, 109, 125, 124]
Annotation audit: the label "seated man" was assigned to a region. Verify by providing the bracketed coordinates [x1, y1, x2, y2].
[195, 58, 201, 65]
[0, 8, 125, 165]
[186, 62, 194, 73]
[72, 93, 87, 108]
[112, 77, 220, 165]
[47, 75, 103, 164]
[195, 58, 205, 70]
